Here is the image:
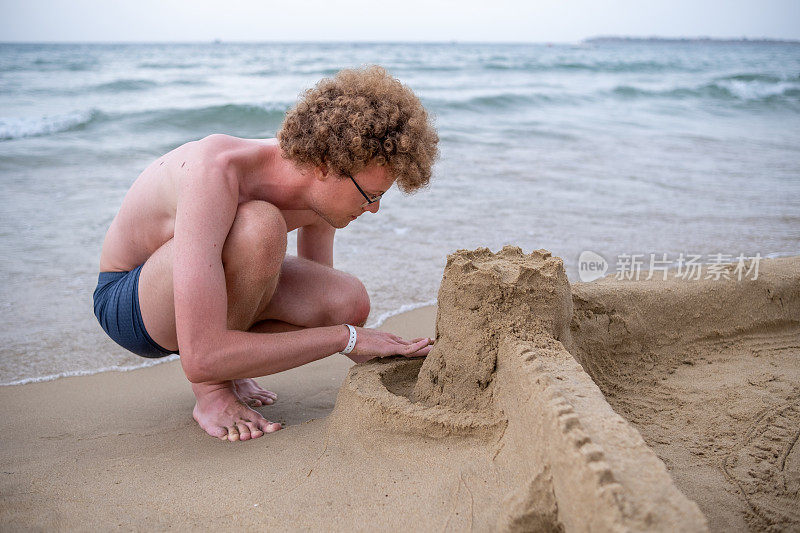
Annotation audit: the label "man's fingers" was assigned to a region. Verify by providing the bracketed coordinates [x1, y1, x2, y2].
[388, 335, 431, 345]
[386, 334, 434, 346]
[358, 330, 433, 359]
[405, 344, 432, 358]
[403, 338, 431, 354]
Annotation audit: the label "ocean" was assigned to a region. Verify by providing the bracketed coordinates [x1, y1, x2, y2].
[1, 41, 799, 385]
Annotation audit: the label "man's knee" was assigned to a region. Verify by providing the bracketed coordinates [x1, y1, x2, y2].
[347, 277, 371, 326]
[222, 201, 287, 278]
[325, 275, 370, 327]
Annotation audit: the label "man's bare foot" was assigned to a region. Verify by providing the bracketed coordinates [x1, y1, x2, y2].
[192, 381, 282, 442]
[234, 378, 278, 407]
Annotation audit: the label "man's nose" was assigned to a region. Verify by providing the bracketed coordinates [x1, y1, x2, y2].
[364, 200, 380, 214]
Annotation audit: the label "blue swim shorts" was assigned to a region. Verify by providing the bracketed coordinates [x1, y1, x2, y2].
[93, 264, 179, 359]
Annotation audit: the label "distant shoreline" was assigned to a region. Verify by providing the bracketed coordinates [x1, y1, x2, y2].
[585, 36, 800, 45]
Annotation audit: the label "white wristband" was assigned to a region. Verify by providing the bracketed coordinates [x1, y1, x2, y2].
[340, 324, 357, 355]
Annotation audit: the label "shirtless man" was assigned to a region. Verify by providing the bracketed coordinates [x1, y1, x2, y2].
[93, 66, 439, 442]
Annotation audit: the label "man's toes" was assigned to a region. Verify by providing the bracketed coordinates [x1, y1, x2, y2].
[236, 422, 252, 441]
[208, 426, 228, 440]
[226, 425, 240, 442]
[245, 422, 264, 439]
[247, 399, 263, 407]
[260, 420, 282, 433]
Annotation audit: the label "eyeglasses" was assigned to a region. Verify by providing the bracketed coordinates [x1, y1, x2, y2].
[346, 173, 384, 208]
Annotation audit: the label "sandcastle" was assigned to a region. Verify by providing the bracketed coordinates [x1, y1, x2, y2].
[327, 246, 800, 531]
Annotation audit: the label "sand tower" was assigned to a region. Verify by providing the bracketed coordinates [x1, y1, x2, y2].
[412, 246, 573, 412]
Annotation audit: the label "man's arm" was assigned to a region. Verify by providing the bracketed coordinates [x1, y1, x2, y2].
[298, 219, 335, 267]
[172, 139, 348, 383]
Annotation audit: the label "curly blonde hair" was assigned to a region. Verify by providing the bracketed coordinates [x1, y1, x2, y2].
[278, 65, 439, 193]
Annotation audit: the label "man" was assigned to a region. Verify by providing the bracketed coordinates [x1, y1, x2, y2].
[93, 66, 439, 442]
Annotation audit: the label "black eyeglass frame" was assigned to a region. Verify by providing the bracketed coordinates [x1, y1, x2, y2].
[346, 173, 383, 208]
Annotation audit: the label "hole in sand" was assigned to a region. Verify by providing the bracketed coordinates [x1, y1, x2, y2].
[379, 358, 424, 401]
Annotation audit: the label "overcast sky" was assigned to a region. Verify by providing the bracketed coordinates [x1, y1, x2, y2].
[1, 0, 798, 43]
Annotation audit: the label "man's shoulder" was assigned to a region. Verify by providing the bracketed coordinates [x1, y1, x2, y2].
[196, 134, 277, 152]
[184, 135, 276, 184]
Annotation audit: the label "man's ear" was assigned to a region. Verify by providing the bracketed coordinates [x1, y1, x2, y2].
[314, 163, 330, 182]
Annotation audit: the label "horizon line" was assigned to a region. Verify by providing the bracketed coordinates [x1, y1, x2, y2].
[1, 34, 799, 45]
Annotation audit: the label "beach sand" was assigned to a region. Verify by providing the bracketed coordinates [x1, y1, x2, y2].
[1, 250, 798, 531]
[0, 308, 436, 531]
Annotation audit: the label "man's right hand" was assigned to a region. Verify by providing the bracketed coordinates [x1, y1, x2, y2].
[344, 327, 433, 364]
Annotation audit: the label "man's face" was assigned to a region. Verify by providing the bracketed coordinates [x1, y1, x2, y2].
[312, 163, 394, 228]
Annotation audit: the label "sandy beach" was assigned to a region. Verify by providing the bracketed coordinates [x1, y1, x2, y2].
[1, 251, 798, 531]
[0, 308, 436, 530]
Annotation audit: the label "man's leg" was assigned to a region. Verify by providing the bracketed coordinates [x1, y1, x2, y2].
[231, 256, 372, 407]
[249, 254, 371, 332]
[138, 201, 288, 442]
[137, 200, 372, 441]
[216, 210, 371, 410]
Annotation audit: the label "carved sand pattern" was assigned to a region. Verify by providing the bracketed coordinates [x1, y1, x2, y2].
[570, 255, 800, 532]
[724, 399, 800, 530]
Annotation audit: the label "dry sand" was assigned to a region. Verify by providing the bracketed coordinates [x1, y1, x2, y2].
[1, 248, 797, 531]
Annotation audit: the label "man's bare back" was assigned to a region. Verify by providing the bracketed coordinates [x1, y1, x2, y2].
[99, 136, 323, 273]
[92, 66, 439, 442]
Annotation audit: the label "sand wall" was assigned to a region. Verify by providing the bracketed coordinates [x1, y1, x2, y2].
[569, 256, 800, 374]
[492, 335, 706, 532]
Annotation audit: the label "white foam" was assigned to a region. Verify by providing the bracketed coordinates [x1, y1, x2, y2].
[764, 250, 800, 259]
[1, 354, 179, 387]
[0, 109, 97, 141]
[719, 79, 800, 100]
[366, 299, 437, 329]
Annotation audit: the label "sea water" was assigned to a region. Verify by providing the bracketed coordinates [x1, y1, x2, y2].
[1, 41, 799, 384]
